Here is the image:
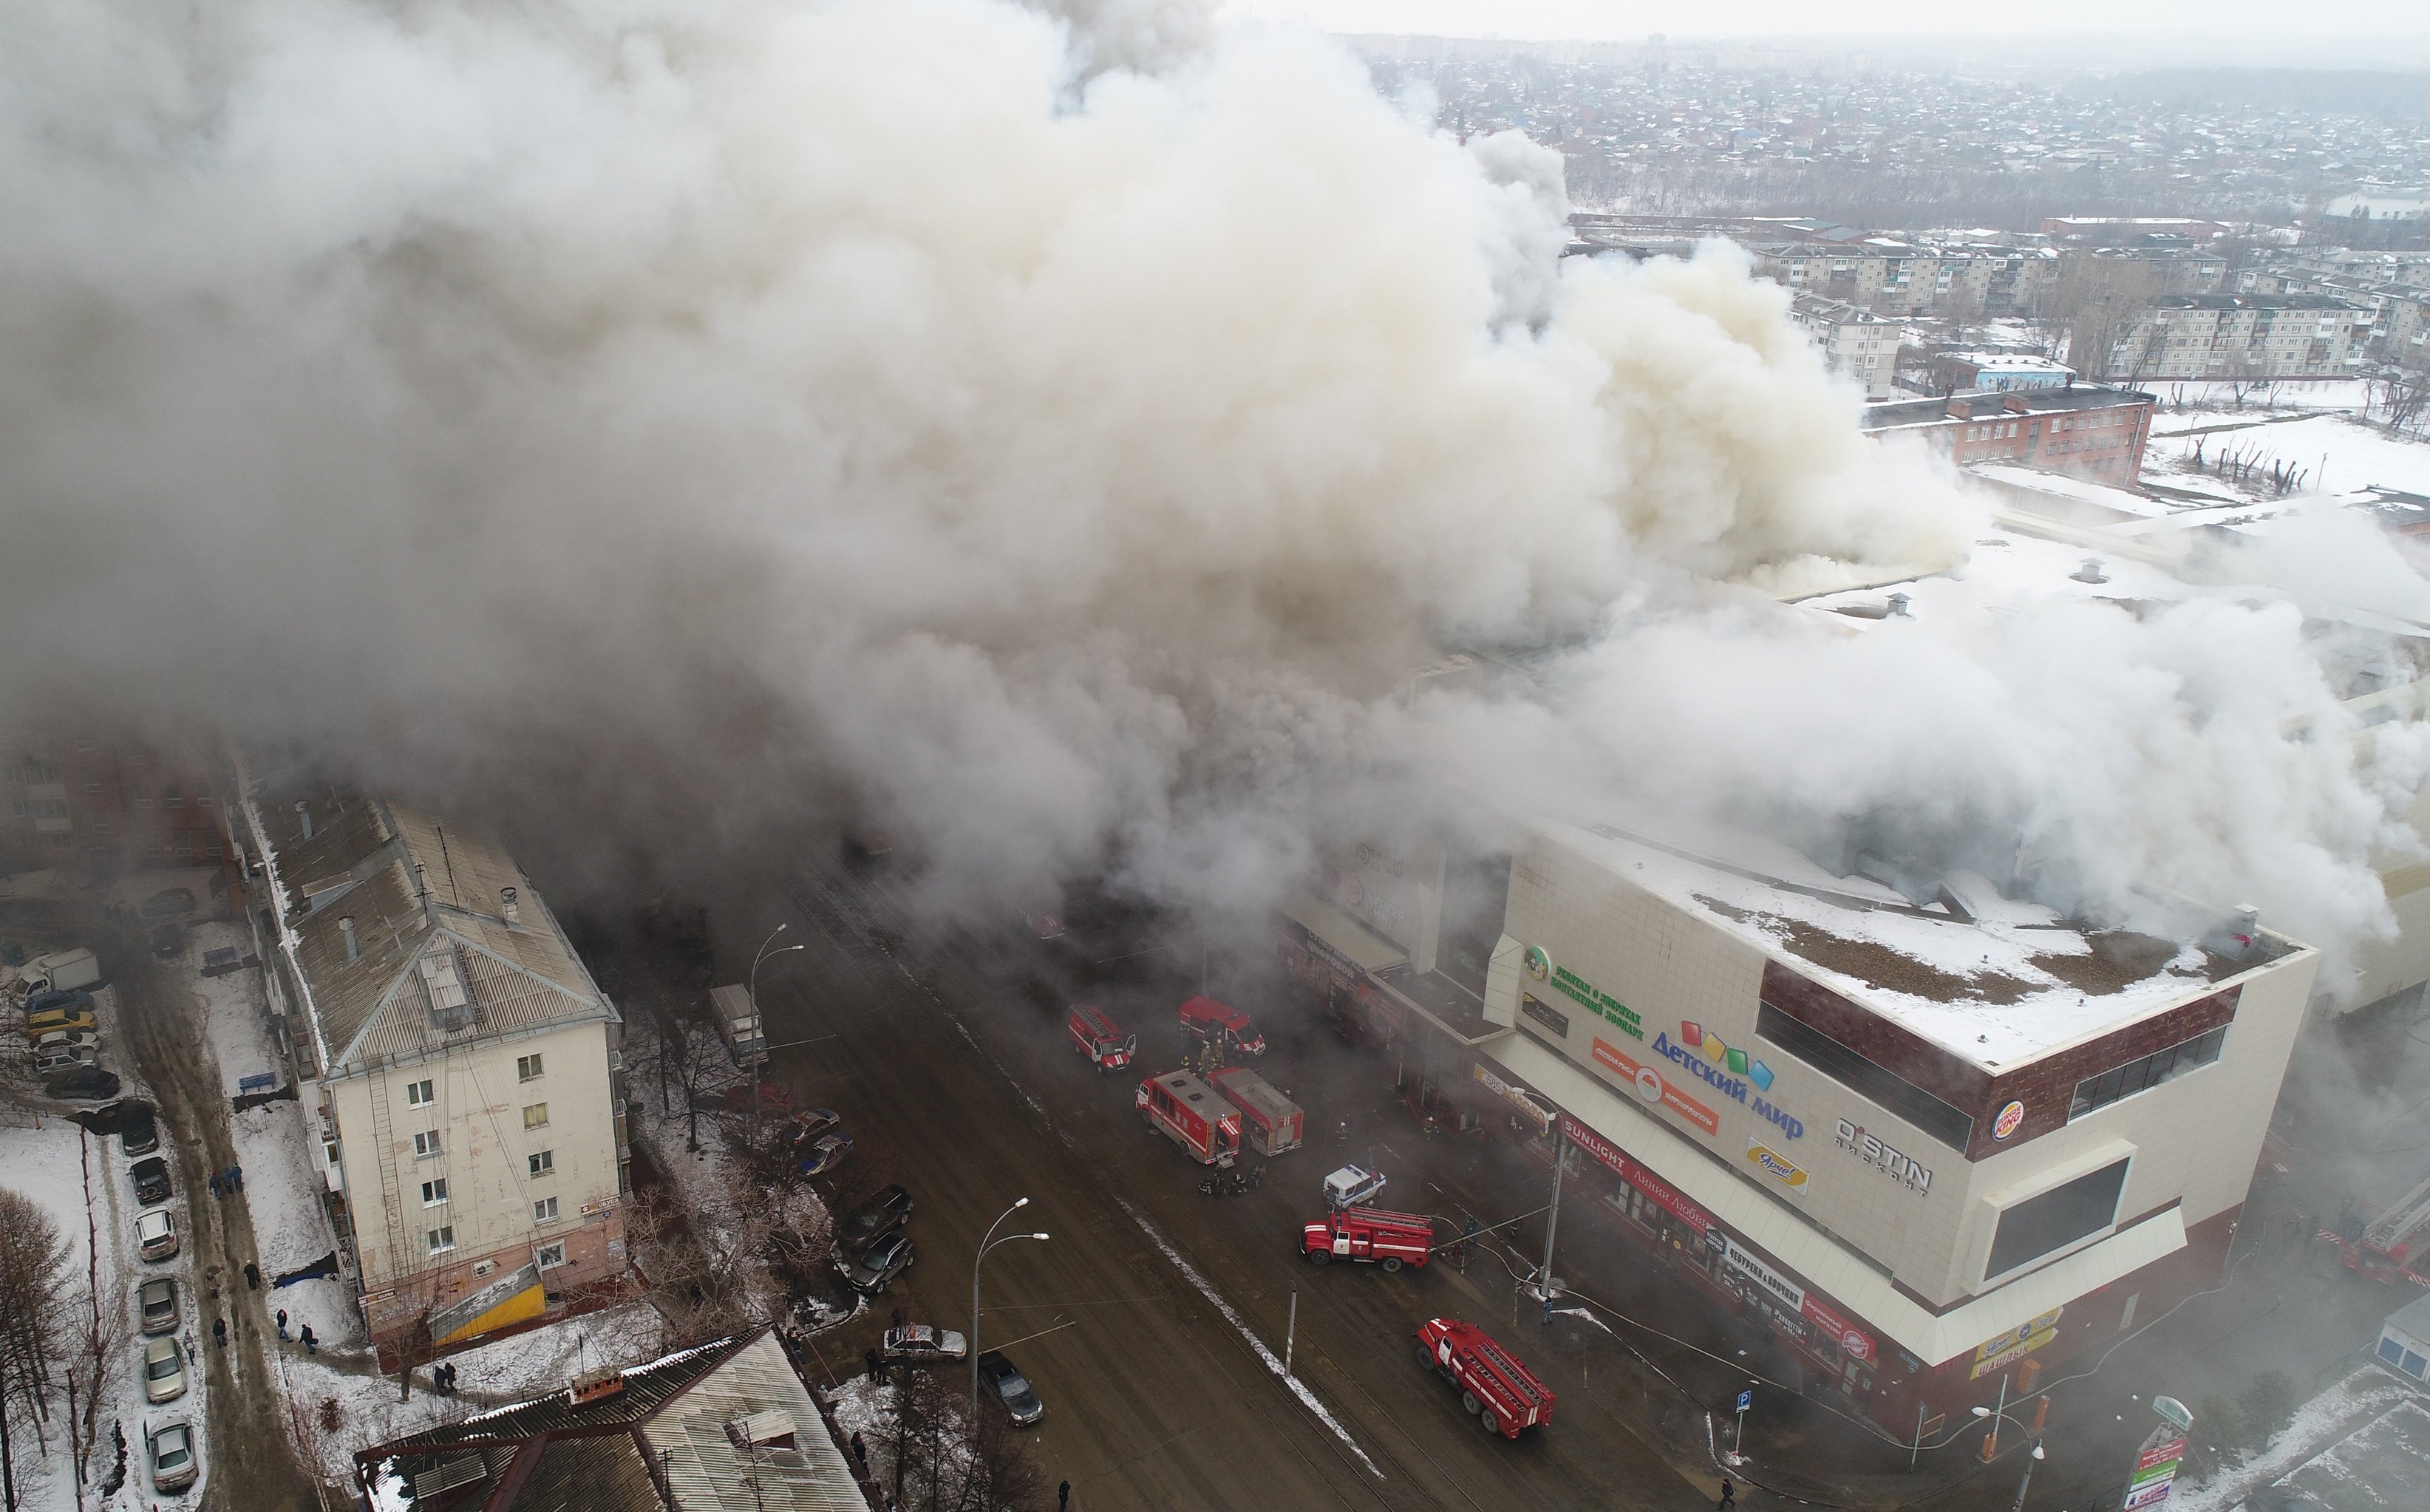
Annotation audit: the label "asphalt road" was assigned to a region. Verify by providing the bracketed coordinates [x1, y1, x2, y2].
[741, 863, 1712, 1512]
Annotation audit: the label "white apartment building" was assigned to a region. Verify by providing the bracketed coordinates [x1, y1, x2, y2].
[1789, 293, 1899, 398]
[2115, 294, 2368, 379]
[236, 780, 630, 1364]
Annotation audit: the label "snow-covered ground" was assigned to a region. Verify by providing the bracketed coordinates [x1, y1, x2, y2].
[0, 1095, 209, 1511]
[2172, 1366, 2422, 1511]
[2145, 410, 2430, 503]
[2148, 379, 2377, 415]
[184, 917, 361, 1355]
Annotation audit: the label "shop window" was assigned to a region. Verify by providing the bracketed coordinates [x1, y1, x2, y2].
[536, 1242, 566, 1269]
[1987, 1158, 2130, 1279]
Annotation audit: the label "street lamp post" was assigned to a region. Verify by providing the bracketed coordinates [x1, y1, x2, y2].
[748, 924, 805, 1137]
[1973, 1400, 2049, 1512]
[972, 1199, 1050, 1422]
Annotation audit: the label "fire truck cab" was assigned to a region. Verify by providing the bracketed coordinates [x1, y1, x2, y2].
[1137, 1071, 1242, 1167]
[1067, 1004, 1136, 1072]
[1304, 1208, 1432, 1271]
[1177, 995, 1265, 1058]
[1415, 1318, 1555, 1440]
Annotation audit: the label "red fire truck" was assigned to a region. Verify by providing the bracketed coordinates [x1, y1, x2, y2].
[1177, 995, 1265, 1058]
[1066, 1004, 1136, 1072]
[1137, 1071, 1242, 1167]
[1304, 1208, 1432, 1270]
[2326, 1171, 2430, 1285]
[1208, 1066, 1303, 1155]
[1415, 1318, 1555, 1440]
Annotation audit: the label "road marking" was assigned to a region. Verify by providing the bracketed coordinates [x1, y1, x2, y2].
[1114, 1197, 1382, 1479]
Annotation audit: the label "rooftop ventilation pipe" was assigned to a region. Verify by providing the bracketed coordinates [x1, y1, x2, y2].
[294, 799, 313, 840]
[500, 887, 522, 927]
[339, 916, 358, 962]
[2072, 557, 2109, 583]
[1887, 592, 1912, 617]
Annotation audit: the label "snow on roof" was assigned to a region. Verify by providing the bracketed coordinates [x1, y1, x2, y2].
[1545, 817, 2279, 1072]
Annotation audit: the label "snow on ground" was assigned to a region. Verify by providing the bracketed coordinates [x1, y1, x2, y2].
[2148, 379, 2376, 414]
[0, 1107, 208, 1511]
[2145, 411, 2430, 504]
[271, 1298, 669, 1482]
[2172, 1366, 2417, 1511]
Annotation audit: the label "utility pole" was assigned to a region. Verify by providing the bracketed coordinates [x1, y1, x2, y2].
[1284, 1287, 1299, 1380]
[1536, 1120, 1566, 1323]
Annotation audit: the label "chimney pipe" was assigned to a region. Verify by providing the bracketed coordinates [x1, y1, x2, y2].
[500, 887, 522, 927]
[1887, 592, 1912, 618]
[2072, 556, 2109, 583]
[340, 916, 358, 962]
[295, 799, 313, 840]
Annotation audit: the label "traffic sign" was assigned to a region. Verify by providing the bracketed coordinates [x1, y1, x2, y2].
[1737, 1389, 1753, 1414]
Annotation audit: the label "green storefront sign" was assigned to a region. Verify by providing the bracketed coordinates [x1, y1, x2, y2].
[1550, 965, 1645, 1041]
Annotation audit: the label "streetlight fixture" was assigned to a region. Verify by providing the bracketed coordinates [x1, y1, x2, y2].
[972, 1198, 1050, 1421]
[1973, 1402, 2049, 1512]
[747, 924, 806, 1134]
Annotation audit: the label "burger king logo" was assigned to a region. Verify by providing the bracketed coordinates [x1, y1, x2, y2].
[1992, 1100, 2026, 1141]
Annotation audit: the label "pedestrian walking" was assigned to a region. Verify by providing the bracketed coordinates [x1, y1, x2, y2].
[182, 1329, 194, 1365]
[232, 1164, 243, 1191]
[208, 1172, 222, 1200]
[276, 1309, 288, 1341]
[1058, 1480, 1071, 1510]
[1717, 1477, 1735, 1511]
[211, 1318, 226, 1349]
[446, 1363, 459, 1394]
[300, 1324, 317, 1355]
[243, 1261, 259, 1290]
[850, 1431, 867, 1469]
[864, 1347, 880, 1383]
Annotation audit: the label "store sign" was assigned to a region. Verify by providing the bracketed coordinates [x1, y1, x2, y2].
[1970, 1326, 2060, 1380]
[1545, 960, 1647, 1041]
[1560, 1114, 1712, 1233]
[1594, 1038, 1722, 1136]
[1745, 1140, 1808, 1193]
[1723, 1237, 1806, 1312]
[1647, 1029, 1805, 1140]
[1835, 1119, 1935, 1195]
[1520, 994, 1572, 1039]
[1993, 1100, 2026, 1140]
[1799, 1294, 1876, 1363]
[1472, 1062, 1554, 1137]
[1973, 1307, 2064, 1363]
[2122, 1428, 2187, 1512]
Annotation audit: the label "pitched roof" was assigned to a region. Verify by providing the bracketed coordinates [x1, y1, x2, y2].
[358, 1330, 867, 1512]
[253, 788, 613, 1077]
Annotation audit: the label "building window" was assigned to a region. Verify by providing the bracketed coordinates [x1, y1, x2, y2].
[536, 1242, 567, 1269]
[405, 1078, 435, 1107]
[2069, 1026, 2228, 1120]
[1985, 1159, 2130, 1280]
[522, 1103, 548, 1130]
[517, 1053, 543, 1083]
[1756, 1002, 1975, 1151]
[426, 1226, 456, 1253]
[413, 1129, 443, 1159]
[421, 1178, 449, 1206]
[533, 1196, 560, 1225]
[528, 1149, 554, 1176]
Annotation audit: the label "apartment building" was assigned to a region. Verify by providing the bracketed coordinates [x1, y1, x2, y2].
[2, 724, 230, 876]
[1861, 384, 2155, 483]
[1756, 243, 2058, 319]
[2115, 294, 2368, 379]
[1789, 294, 1899, 398]
[236, 779, 630, 1365]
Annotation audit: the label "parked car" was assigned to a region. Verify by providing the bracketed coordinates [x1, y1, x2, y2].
[880, 1322, 967, 1364]
[842, 1230, 915, 1293]
[147, 1420, 197, 1492]
[142, 1337, 187, 1404]
[45, 1064, 120, 1101]
[119, 1100, 160, 1157]
[136, 1209, 178, 1262]
[795, 1131, 854, 1177]
[137, 887, 197, 919]
[975, 1351, 1044, 1426]
[33, 1032, 100, 1073]
[129, 1156, 172, 1206]
[838, 1185, 913, 1255]
[786, 1107, 842, 1144]
[149, 921, 184, 959]
[137, 1276, 179, 1336]
[24, 990, 96, 1035]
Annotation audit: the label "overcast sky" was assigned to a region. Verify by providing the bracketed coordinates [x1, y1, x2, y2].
[1222, 0, 2429, 44]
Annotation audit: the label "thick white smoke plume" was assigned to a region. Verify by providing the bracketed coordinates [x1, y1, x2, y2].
[2, 0, 2423, 969]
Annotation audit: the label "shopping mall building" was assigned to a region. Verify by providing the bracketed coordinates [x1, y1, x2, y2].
[1281, 813, 2317, 1437]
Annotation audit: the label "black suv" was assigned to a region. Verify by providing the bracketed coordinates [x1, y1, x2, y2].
[118, 1101, 160, 1157]
[838, 1185, 913, 1256]
[129, 1157, 172, 1206]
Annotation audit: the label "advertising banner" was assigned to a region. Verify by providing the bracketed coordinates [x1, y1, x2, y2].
[1593, 1037, 1721, 1135]
[1559, 1114, 1714, 1233]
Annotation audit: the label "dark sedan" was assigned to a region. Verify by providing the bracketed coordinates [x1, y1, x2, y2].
[129, 1156, 171, 1206]
[976, 1351, 1044, 1426]
[842, 1230, 915, 1294]
[838, 1185, 913, 1255]
[44, 1064, 120, 1102]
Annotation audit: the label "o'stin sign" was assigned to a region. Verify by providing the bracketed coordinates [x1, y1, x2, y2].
[1992, 1100, 2026, 1140]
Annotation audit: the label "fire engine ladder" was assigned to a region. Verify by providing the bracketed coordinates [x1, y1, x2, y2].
[2361, 1171, 2430, 1255]
[367, 1072, 410, 1284]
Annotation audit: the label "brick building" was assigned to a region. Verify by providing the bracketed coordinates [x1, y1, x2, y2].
[1862, 384, 2156, 483]
[1, 723, 230, 878]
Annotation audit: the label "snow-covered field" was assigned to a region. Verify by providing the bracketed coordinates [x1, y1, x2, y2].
[2145, 410, 2430, 503]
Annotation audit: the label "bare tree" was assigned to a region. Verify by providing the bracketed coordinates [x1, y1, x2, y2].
[0, 1188, 73, 1512]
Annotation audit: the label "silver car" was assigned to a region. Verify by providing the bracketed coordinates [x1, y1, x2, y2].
[147, 1420, 197, 1492]
[143, 1337, 186, 1404]
[138, 1276, 179, 1336]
